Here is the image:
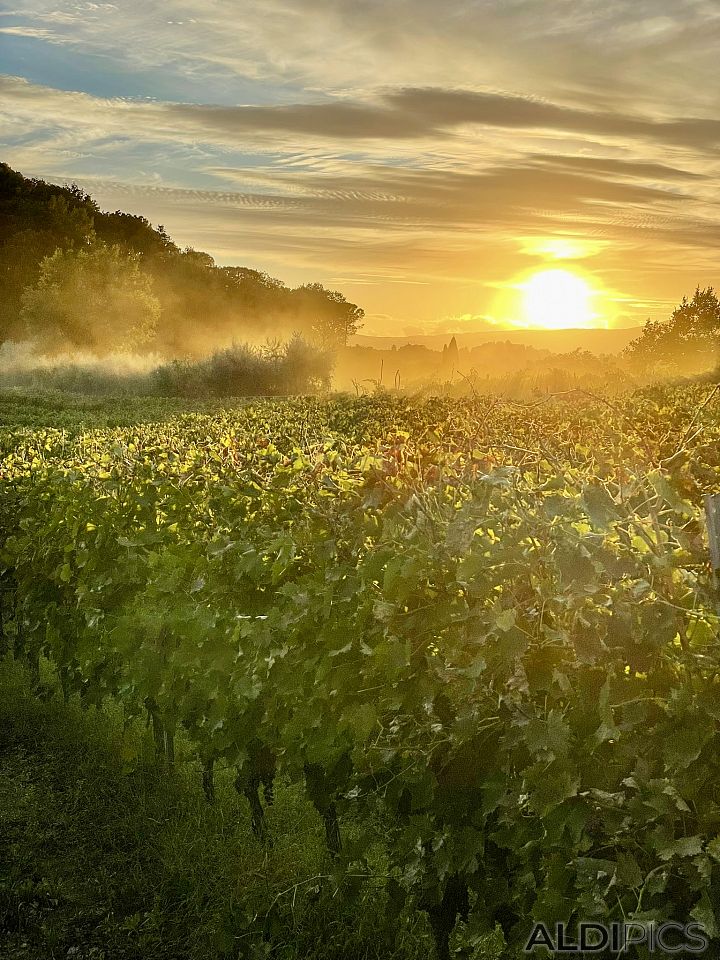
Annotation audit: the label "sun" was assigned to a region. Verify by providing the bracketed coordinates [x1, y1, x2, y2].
[522, 269, 595, 329]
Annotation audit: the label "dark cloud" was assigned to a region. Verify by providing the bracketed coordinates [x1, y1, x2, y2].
[165, 86, 720, 151]
[165, 99, 434, 140]
[387, 88, 720, 150]
[3, 74, 720, 153]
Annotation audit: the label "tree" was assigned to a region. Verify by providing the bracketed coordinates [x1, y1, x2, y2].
[279, 333, 333, 393]
[0, 229, 62, 341]
[624, 287, 720, 374]
[441, 335, 459, 373]
[94, 210, 177, 258]
[21, 242, 160, 354]
[181, 247, 216, 270]
[288, 283, 364, 348]
[0, 172, 97, 341]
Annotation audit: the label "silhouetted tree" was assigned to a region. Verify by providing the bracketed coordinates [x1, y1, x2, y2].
[442, 335, 459, 373]
[94, 210, 177, 258]
[625, 287, 720, 374]
[288, 282, 364, 348]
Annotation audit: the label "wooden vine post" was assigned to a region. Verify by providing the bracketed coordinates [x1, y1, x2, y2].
[705, 494, 720, 615]
[706, 495, 720, 574]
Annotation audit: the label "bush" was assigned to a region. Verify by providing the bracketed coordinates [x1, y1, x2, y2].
[0, 337, 333, 398]
[152, 337, 333, 397]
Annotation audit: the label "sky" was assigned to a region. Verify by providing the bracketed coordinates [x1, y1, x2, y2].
[1, 0, 720, 335]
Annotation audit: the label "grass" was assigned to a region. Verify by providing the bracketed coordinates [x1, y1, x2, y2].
[0, 391, 251, 430]
[0, 656, 439, 960]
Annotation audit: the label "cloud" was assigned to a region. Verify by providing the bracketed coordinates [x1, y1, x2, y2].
[77, 159, 689, 229]
[386, 88, 720, 151]
[530, 155, 708, 182]
[166, 86, 720, 150]
[0, 25, 68, 40]
[7, 0, 720, 112]
[3, 75, 720, 154]
[165, 99, 432, 140]
[3, 77, 717, 269]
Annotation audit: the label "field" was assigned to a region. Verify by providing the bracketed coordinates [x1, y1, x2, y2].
[2, 385, 720, 959]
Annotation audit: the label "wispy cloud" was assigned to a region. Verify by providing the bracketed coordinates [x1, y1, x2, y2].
[0, 25, 68, 39]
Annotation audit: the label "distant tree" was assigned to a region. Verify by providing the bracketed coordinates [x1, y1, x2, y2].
[442, 335, 459, 372]
[0, 163, 97, 246]
[288, 283, 364, 348]
[279, 333, 333, 392]
[218, 268, 289, 316]
[0, 230, 62, 340]
[45, 195, 96, 247]
[151, 337, 332, 397]
[222, 267, 283, 287]
[181, 248, 216, 270]
[20, 242, 160, 354]
[624, 287, 720, 374]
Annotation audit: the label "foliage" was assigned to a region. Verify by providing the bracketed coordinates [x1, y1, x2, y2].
[625, 286, 720, 375]
[20, 242, 160, 353]
[152, 337, 333, 397]
[0, 165, 97, 340]
[287, 283, 365, 348]
[0, 162, 364, 353]
[2, 387, 720, 959]
[0, 339, 332, 397]
[1, 660, 435, 960]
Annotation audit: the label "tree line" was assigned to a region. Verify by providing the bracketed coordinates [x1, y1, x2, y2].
[0, 163, 364, 356]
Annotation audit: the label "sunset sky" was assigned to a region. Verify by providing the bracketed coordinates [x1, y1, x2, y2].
[2, 0, 719, 335]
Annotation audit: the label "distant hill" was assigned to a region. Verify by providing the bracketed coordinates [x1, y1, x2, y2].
[353, 327, 643, 355]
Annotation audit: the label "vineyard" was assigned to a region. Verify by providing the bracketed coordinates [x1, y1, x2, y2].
[2, 385, 720, 958]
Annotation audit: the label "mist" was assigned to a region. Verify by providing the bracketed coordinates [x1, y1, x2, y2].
[0, 338, 333, 397]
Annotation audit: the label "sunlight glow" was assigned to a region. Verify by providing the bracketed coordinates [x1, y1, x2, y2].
[522, 269, 595, 329]
[519, 237, 605, 260]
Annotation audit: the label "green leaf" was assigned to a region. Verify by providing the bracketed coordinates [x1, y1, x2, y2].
[615, 853, 643, 889]
[495, 609, 516, 632]
[691, 890, 718, 939]
[581, 481, 618, 529]
[658, 836, 704, 861]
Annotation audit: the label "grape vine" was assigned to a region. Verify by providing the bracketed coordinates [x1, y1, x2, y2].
[2, 387, 720, 957]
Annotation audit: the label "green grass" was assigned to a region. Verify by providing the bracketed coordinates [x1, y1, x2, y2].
[0, 391, 252, 431]
[0, 657, 440, 960]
